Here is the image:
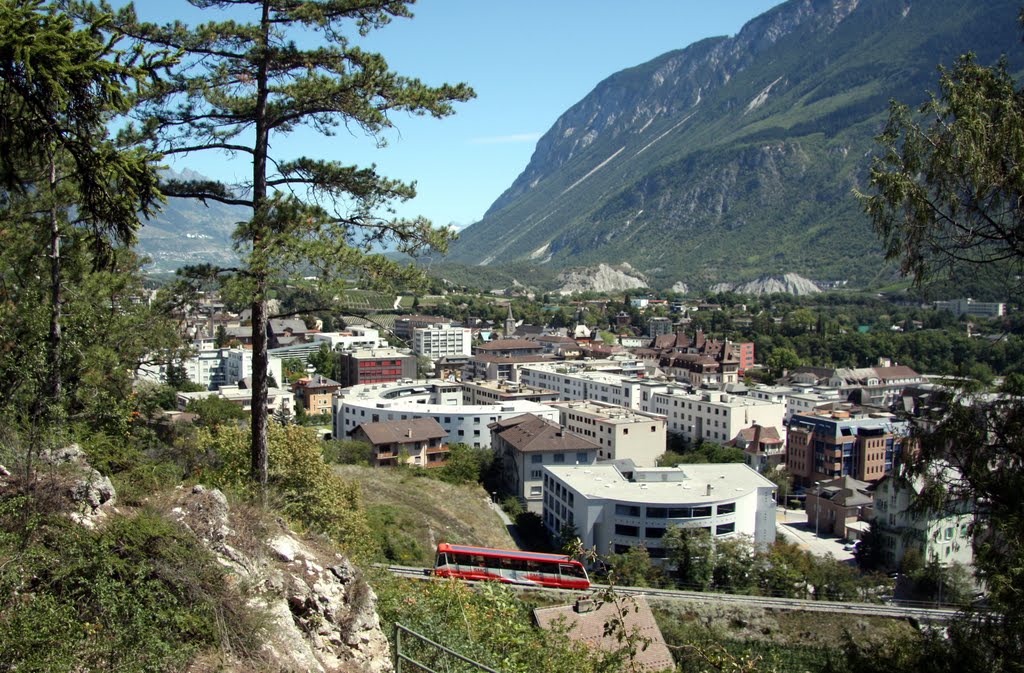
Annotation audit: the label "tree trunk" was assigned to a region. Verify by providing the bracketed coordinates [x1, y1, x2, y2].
[249, 0, 272, 487]
[250, 290, 269, 485]
[46, 152, 62, 413]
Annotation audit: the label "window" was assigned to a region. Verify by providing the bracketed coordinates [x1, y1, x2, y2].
[531, 454, 543, 464]
[530, 486, 542, 496]
[691, 506, 712, 518]
[531, 470, 542, 479]
[553, 453, 565, 464]
[457, 430, 464, 437]
[623, 428, 629, 435]
[646, 507, 667, 518]
[615, 504, 641, 517]
[717, 502, 736, 515]
[576, 452, 588, 464]
[615, 524, 639, 537]
[645, 527, 666, 538]
[716, 522, 735, 535]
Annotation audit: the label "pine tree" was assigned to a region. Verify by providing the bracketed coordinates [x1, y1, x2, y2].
[100, 0, 473, 485]
[0, 0, 163, 427]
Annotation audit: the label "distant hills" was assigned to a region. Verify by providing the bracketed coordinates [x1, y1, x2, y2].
[445, 0, 1024, 292]
[135, 169, 245, 273]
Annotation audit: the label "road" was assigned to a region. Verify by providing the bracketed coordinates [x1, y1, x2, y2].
[775, 507, 856, 561]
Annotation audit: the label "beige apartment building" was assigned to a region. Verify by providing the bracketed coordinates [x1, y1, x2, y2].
[549, 400, 667, 467]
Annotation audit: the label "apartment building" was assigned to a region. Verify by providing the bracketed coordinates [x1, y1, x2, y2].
[412, 323, 473, 359]
[490, 414, 599, 513]
[542, 463, 777, 560]
[549, 400, 666, 466]
[333, 379, 558, 449]
[871, 465, 974, 571]
[338, 348, 417, 387]
[649, 388, 786, 447]
[786, 407, 908, 486]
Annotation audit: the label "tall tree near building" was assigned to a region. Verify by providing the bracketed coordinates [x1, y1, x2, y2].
[0, 1, 162, 429]
[860, 18, 1024, 672]
[102, 0, 473, 485]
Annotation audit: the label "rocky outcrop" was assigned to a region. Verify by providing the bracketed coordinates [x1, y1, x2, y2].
[711, 273, 821, 296]
[36, 444, 118, 528]
[556, 263, 648, 295]
[170, 485, 393, 673]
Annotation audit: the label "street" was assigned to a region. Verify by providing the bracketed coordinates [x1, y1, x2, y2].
[775, 507, 856, 562]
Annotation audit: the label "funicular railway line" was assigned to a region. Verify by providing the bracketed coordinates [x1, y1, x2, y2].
[383, 564, 963, 623]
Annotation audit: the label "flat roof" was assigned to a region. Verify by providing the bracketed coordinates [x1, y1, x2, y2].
[545, 463, 775, 504]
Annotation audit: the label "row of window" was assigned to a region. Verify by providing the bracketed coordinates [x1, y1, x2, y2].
[615, 502, 735, 518]
[614, 522, 736, 538]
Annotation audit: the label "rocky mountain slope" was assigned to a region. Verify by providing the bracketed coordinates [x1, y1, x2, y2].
[446, 0, 1024, 291]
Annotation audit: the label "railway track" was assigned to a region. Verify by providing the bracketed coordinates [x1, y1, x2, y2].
[381, 564, 963, 622]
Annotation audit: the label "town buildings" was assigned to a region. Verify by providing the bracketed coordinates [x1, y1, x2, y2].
[337, 348, 417, 387]
[650, 388, 786, 447]
[805, 476, 874, 538]
[412, 323, 473, 360]
[542, 463, 777, 559]
[786, 406, 908, 486]
[490, 414, 600, 513]
[549, 400, 666, 466]
[350, 417, 449, 468]
[871, 465, 974, 571]
[333, 379, 558, 449]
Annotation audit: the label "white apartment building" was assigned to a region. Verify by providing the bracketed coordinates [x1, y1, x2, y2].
[412, 323, 473, 359]
[933, 297, 1006, 318]
[518, 362, 668, 410]
[785, 389, 843, 423]
[333, 379, 558, 449]
[542, 463, 777, 560]
[549, 400, 667, 466]
[177, 384, 294, 414]
[136, 346, 284, 391]
[650, 387, 786, 446]
[871, 465, 974, 572]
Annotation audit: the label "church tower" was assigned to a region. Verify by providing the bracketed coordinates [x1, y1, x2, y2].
[505, 303, 516, 337]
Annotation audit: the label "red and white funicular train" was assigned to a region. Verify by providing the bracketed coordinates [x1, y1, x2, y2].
[432, 543, 590, 590]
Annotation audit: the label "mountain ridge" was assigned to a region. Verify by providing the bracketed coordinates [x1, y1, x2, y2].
[447, 0, 1023, 291]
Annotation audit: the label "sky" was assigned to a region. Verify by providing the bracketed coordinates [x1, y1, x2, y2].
[135, 0, 782, 230]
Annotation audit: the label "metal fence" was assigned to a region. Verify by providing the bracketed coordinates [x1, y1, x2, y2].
[393, 623, 504, 673]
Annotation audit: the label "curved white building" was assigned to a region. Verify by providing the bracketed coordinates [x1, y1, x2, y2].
[333, 379, 558, 449]
[542, 463, 776, 560]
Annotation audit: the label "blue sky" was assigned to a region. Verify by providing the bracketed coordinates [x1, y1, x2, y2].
[138, 0, 781, 229]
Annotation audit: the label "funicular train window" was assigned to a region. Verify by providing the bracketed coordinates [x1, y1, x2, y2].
[560, 564, 586, 578]
[436, 553, 449, 567]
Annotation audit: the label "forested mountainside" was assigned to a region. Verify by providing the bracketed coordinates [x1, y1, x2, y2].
[446, 0, 1024, 291]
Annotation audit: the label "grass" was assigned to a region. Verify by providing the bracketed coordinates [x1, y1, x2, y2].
[333, 464, 514, 567]
[652, 598, 920, 672]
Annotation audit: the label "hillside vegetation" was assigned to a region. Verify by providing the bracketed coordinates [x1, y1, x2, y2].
[447, 0, 1024, 291]
[333, 464, 514, 567]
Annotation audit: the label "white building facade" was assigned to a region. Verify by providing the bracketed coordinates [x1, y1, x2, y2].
[333, 379, 558, 449]
[542, 463, 777, 560]
[412, 324, 473, 359]
[649, 388, 786, 446]
[549, 400, 667, 466]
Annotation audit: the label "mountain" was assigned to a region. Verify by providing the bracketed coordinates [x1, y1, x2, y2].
[135, 169, 246, 272]
[446, 0, 1024, 291]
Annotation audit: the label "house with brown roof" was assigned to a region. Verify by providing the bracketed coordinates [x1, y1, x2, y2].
[350, 417, 449, 468]
[290, 374, 341, 417]
[731, 423, 785, 473]
[533, 596, 674, 673]
[489, 414, 599, 513]
[806, 475, 874, 538]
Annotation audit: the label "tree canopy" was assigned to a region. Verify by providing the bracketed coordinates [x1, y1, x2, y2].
[97, 0, 474, 485]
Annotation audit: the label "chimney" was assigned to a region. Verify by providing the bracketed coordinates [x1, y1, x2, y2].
[706, 484, 712, 496]
[574, 598, 596, 613]
[407, 429, 412, 438]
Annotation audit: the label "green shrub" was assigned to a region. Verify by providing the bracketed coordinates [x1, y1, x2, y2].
[0, 499, 261, 673]
[195, 424, 374, 555]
